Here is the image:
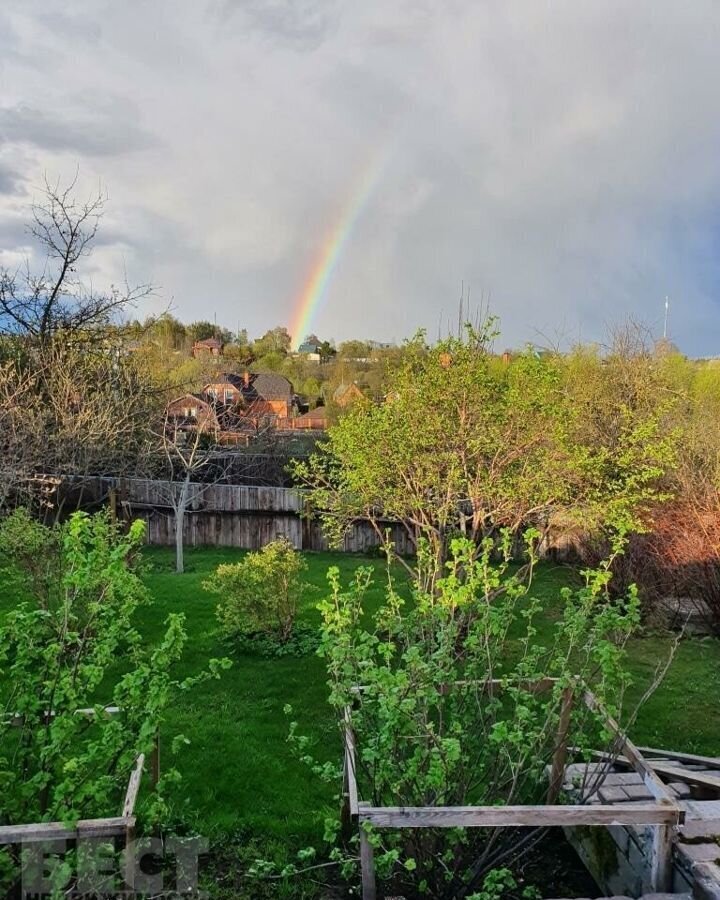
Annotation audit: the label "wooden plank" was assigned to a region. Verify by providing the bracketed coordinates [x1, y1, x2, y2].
[0, 816, 132, 844]
[583, 691, 678, 809]
[344, 707, 359, 818]
[150, 731, 160, 787]
[637, 746, 720, 769]
[358, 804, 376, 900]
[358, 803, 681, 828]
[350, 678, 559, 696]
[649, 823, 673, 893]
[6, 705, 121, 727]
[608, 757, 720, 793]
[122, 754, 145, 818]
[583, 746, 720, 794]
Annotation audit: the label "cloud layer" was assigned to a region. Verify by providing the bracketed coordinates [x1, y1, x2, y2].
[1, 1, 719, 352]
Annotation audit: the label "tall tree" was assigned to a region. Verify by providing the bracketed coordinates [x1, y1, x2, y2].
[0, 175, 151, 342]
[0, 340, 159, 511]
[253, 326, 291, 357]
[296, 324, 677, 584]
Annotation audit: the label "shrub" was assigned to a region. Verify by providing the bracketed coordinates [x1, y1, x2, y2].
[288, 534, 642, 899]
[206, 538, 308, 644]
[0, 509, 231, 846]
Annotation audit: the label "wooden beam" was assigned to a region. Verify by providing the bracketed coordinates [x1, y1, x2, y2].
[0, 817, 132, 845]
[582, 691, 678, 809]
[5, 706, 121, 727]
[601, 755, 720, 793]
[343, 707, 359, 818]
[358, 804, 376, 900]
[122, 754, 145, 818]
[358, 803, 681, 828]
[649, 820, 673, 894]
[637, 746, 720, 769]
[350, 678, 559, 696]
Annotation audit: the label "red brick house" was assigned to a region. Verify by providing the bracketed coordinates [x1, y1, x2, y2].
[192, 337, 224, 358]
[203, 372, 294, 420]
[165, 394, 220, 433]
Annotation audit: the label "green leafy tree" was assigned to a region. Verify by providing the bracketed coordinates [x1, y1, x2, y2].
[317, 340, 337, 364]
[254, 327, 292, 358]
[187, 320, 219, 342]
[337, 340, 370, 360]
[296, 324, 677, 585]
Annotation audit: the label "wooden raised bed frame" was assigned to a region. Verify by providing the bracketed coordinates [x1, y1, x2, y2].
[342, 678, 684, 900]
[0, 705, 160, 887]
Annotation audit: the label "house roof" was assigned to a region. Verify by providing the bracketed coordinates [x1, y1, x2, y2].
[217, 371, 293, 400]
[194, 337, 224, 349]
[332, 382, 363, 402]
[169, 392, 210, 407]
[295, 406, 328, 421]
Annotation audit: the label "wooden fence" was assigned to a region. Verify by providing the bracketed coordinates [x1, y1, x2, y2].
[49, 476, 415, 554]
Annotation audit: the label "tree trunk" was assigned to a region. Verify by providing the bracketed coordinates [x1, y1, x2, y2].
[175, 478, 189, 574]
[175, 507, 185, 574]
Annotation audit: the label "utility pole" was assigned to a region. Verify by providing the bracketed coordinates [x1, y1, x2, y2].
[663, 296, 670, 340]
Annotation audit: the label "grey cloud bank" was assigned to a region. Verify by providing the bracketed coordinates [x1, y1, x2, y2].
[0, 1, 719, 352]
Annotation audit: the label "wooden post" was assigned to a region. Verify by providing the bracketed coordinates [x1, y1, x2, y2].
[547, 685, 574, 803]
[358, 804, 376, 900]
[150, 730, 160, 788]
[108, 488, 117, 524]
[124, 818, 136, 888]
[649, 823, 673, 893]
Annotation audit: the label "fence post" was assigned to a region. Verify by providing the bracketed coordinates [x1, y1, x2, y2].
[358, 803, 376, 900]
[547, 685, 574, 803]
[649, 823, 673, 893]
[150, 730, 160, 788]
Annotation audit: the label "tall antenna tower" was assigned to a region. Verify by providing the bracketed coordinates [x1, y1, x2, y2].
[663, 296, 670, 339]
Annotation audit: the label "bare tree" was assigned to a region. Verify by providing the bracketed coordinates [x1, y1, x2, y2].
[0, 174, 151, 342]
[157, 411, 233, 574]
[0, 360, 45, 509]
[0, 342, 161, 515]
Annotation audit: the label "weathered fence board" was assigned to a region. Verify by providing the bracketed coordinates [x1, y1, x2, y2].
[49, 475, 414, 554]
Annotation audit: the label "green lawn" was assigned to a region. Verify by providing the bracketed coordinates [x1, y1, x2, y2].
[132, 547, 720, 850]
[3, 543, 719, 882]
[134, 548, 396, 844]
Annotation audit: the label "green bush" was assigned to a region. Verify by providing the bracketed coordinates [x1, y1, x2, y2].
[286, 533, 642, 899]
[205, 538, 308, 645]
[0, 509, 231, 836]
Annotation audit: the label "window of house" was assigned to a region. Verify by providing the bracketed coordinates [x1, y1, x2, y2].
[224, 389, 234, 402]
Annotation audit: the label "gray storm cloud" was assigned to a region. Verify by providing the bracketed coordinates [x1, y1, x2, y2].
[0, 0, 719, 352]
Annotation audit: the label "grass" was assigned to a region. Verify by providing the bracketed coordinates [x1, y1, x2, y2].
[2, 542, 719, 888]
[132, 547, 720, 847]
[134, 548, 395, 843]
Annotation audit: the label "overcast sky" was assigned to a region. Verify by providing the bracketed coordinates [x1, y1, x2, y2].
[1, 1, 720, 352]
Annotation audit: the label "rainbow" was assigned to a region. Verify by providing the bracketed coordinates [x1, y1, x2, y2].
[290, 148, 392, 346]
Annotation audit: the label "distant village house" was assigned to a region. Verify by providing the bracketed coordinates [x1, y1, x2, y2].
[332, 382, 364, 407]
[192, 337, 225, 358]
